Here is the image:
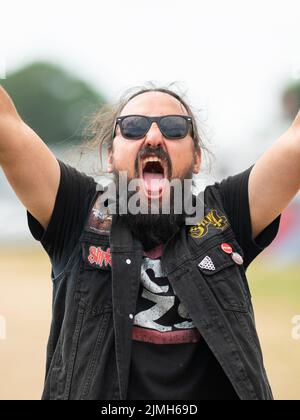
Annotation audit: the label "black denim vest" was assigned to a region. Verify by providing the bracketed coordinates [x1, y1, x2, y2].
[42, 184, 273, 400]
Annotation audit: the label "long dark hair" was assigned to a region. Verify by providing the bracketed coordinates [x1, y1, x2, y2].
[81, 82, 212, 175]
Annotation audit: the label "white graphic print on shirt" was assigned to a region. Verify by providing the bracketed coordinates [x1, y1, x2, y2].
[132, 254, 201, 345]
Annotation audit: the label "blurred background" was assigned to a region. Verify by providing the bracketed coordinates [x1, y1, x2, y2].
[0, 0, 300, 400]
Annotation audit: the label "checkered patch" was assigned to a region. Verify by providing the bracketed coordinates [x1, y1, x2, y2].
[198, 256, 215, 271]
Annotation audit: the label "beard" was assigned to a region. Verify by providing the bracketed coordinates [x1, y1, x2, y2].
[116, 198, 187, 251]
[113, 147, 194, 251]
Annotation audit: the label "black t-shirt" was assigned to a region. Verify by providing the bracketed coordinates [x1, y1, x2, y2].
[27, 159, 281, 400]
[127, 244, 240, 400]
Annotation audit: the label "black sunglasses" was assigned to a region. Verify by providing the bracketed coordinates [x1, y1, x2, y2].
[112, 115, 193, 140]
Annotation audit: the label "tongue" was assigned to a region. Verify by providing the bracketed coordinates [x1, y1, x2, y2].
[143, 172, 165, 194]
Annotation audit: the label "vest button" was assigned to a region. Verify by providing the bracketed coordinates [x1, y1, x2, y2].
[126, 259, 131, 265]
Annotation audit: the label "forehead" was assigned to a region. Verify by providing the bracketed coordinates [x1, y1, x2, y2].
[120, 92, 189, 116]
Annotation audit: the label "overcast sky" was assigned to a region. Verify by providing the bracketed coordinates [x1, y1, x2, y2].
[1, 0, 300, 172]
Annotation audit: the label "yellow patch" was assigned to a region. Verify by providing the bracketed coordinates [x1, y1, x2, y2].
[189, 209, 229, 239]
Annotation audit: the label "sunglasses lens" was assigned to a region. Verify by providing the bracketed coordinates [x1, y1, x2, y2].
[118, 115, 190, 140]
[160, 116, 189, 139]
[121, 116, 149, 139]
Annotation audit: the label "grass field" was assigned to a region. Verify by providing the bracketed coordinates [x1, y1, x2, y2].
[0, 247, 299, 400]
[247, 260, 300, 400]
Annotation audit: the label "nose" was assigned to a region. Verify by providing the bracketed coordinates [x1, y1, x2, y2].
[144, 122, 164, 148]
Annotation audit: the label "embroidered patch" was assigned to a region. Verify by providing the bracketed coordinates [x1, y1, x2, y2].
[86, 194, 112, 236]
[198, 256, 216, 271]
[189, 209, 229, 239]
[87, 246, 112, 268]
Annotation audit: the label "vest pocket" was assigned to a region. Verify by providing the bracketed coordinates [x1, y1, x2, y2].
[48, 301, 113, 400]
[47, 302, 86, 400]
[79, 310, 111, 400]
[197, 245, 249, 313]
[49, 335, 64, 400]
[63, 301, 86, 400]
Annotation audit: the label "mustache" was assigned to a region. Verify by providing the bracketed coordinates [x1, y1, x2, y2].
[134, 146, 172, 179]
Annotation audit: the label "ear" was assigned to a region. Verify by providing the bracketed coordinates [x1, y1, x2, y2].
[192, 148, 201, 174]
[107, 149, 114, 173]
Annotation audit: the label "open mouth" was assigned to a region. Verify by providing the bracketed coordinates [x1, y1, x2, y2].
[140, 156, 168, 199]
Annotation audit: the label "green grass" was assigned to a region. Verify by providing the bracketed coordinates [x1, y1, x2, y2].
[247, 261, 300, 305]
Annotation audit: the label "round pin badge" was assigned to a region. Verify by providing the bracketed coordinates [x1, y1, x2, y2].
[232, 252, 244, 265]
[221, 243, 233, 254]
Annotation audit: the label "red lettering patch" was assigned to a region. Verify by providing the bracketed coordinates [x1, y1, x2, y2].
[87, 246, 112, 268]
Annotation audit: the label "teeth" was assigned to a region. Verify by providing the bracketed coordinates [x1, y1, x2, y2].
[143, 157, 161, 165]
[142, 157, 162, 167]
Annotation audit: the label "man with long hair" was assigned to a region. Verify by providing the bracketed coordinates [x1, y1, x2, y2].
[0, 83, 299, 400]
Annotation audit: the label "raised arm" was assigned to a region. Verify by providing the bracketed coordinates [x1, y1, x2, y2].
[249, 111, 300, 239]
[0, 85, 60, 230]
